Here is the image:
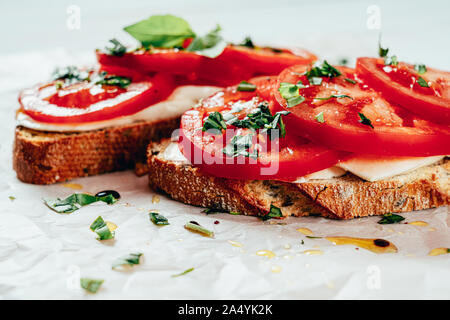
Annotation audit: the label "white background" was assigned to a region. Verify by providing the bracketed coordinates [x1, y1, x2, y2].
[0, 0, 449, 299]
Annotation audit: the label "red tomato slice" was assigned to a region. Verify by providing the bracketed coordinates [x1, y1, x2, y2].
[19, 70, 175, 124]
[97, 45, 316, 87]
[356, 57, 450, 124]
[179, 76, 348, 180]
[274, 64, 450, 156]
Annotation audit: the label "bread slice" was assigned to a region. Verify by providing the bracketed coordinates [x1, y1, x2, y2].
[147, 138, 449, 219]
[13, 118, 179, 184]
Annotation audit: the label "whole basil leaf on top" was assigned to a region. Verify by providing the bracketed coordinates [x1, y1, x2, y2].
[44, 193, 117, 214]
[186, 25, 227, 58]
[124, 14, 196, 48]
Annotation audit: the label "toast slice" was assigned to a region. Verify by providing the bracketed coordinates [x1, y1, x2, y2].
[147, 139, 450, 220]
[13, 118, 178, 184]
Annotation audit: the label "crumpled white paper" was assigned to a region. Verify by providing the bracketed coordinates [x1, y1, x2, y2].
[0, 49, 448, 300]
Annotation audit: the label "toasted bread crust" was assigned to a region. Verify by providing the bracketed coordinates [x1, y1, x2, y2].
[13, 118, 179, 184]
[147, 139, 449, 220]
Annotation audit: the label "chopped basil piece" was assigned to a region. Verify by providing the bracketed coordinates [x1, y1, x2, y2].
[315, 94, 352, 101]
[124, 14, 196, 48]
[52, 66, 89, 84]
[80, 278, 104, 293]
[384, 55, 398, 67]
[309, 77, 323, 86]
[414, 64, 427, 75]
[261, 204, 283, 221]
[237, 81, 257, 92]
[345, 78, 357, 84]
[315, 111, 325, 123]
[417, 77, 429, 87]
[8, 196, 16, 201]
[306, 236, 323, 239]
[44, 193, 117, 214]
[95, 75, 131, 88]
[90, 216, 115, 240]
[203, 208, 228, 214]
[306, 60, 341, 79]
[223, 133, 258, 159]
[202, 111, 227, 133]
[149, 211, 169, 225]
[378, 40, 389, 58]
[278, 82, 305, 108]
[229, 211, 240, 215]
[171, 267, 194, 278]
[184, 222, 214, 237]
[338, 58, 349, 66]
[378, 213, 405, 224]
[112, 253, 143, 269]
[105, 38, 127, 56]
[358, 113, 374, 129]
[239, 36, 254, 48]
[186, 25, 227, 58]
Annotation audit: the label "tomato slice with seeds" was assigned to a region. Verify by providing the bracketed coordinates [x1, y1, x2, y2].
[356, 57, 450, 125]
[19, 70, 175, 124]
[274, 64, 450, 156]
[179, 76, 348, 180]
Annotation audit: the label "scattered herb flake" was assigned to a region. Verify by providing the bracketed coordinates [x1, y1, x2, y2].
[358, 113, 374, 129]
[171, 267, 194, 278]
[90, 216, 115, 240]
[149, 211, 169, 225]
[239, 36, 254, 48]
[278, 82, 305, 108]
[306, 60, 341, 79]
[345, 78, 357, 84]
[417, 77, 429, 87]
[95, 74, 131, 88]
[44, 193, 117, 214]
[105, 38, 127, 56]
[8, 196, 16, 201]
[315, 111, 325, 123]
[306, 236, 323, 239]
[384, 55, 398, 67]
[222, 133, 258, 159]
[237, 80, 257, 92]
[112, 253, 143, 269]
[261, 204, 283, 221]
[202, 111, 227, 133]
[414, 64, 427, 75]
[378, 39, 389, 58]
[314, 94, 353, 101]
[184, 222, 214, 237]
[80, 278, 104, 293]
[378, 213, 405, 224]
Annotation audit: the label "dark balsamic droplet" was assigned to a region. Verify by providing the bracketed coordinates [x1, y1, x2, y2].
[95, 190, 121, 200]
[374, 239, 390, 247]
[189, 221, 200, 226]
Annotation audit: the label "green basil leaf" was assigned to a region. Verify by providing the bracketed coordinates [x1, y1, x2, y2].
[378, 213, 405, 224]
[315, 94, 353, 101]
[239, 36, 254, 48]
[384, 55, 398, 67]
[105, 38, 127, 56]
[414, 64, 427, 75]
[124, 14, 196, 48]
[44, 193, 117, 214]
[306, 60, 341, 78]
[186, 25, 227, 58]
[184, 222, 214, 237]
[358, 113, 374, 129]
[278, 82, 305, 108]
[345, 78, 357, 84]
[261, 204, 283, 221]
[80, 278, 104, 293]
[202, 111, 227, 133]
[223, 133, 258, 159]
[315, 111, 325, 123]
[171, 267, 194, 278]
[112, 253, 143, 269]
[417, 77, 429, 87]
[237, 81, 257, 92]
[378, 41, 389, 58]
[95, 74, 131, 89]
[90, 216, 115, 240]
[52, 66, 89, 84]
[149, 211, 169, 225]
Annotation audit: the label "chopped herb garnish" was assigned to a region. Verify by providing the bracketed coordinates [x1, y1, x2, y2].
[105, 38, 127, 56]
[384, 55, 398, 67]
[237, 81, 257, 92]
[378, 213, 405, 224]
[8, 196, 16, 201]
[378, 39, 389, 58]
[184, 222, 214, 237]
[239, 36, 254, 48]
[95, 73, 131, 88]
[278, 82, 306, 108]
[261, 204, 283, 221]
[315, 111, 325, 123]
[306, 236, 323, 239]
[305, 60, 342, 79]
[338, 58, 348, 66]
[314, 94, 353, 101]
[186, 25, 227, 58]
[417, 77, 429, 87]
[345, 78, 357, 84]
[229, 211, 240, 215]
[90, 216, 115, 240]
[203, 208, 228, 214]
[309, 77, 323, 86]
[149, 211, 169, 225]
[414, 64, 427, 75]
[202, 111, 227, 133]
[52, 66, 89, 84]
[80, 278, 104, 293]
[112, 253, 143, 269]
[124, 14, 196, 48]
[358, 113, 374, 129]
[223, 133, 258, 159]
[44, 193, 117, 214]
[171, 267, 194, 278]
